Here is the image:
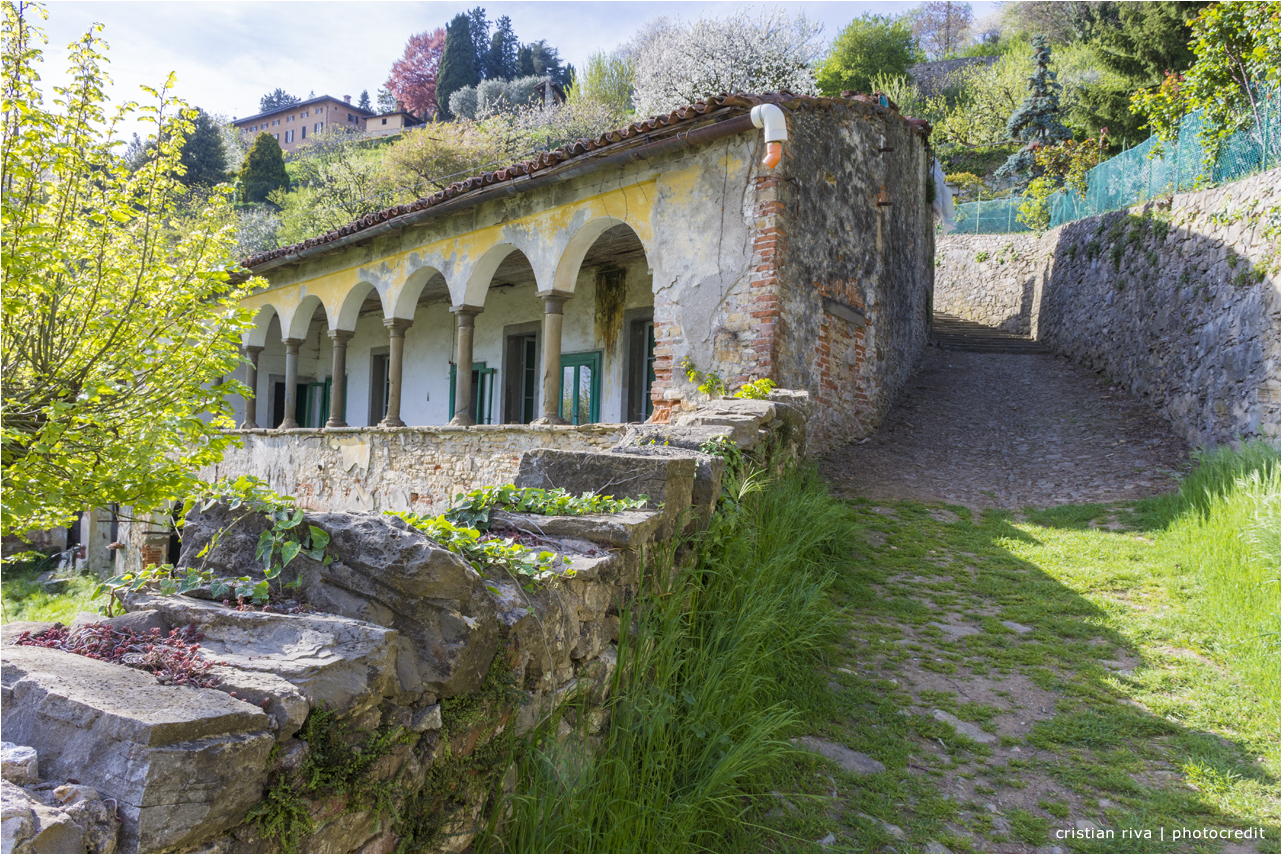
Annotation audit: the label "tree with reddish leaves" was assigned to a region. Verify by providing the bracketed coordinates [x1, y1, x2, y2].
[386, 28, 446, 119]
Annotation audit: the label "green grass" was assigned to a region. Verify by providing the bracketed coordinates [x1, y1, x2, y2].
[1127, 442, 1280, 715]
[743, 444, 1280, 853]
[495, 465, 850, 852]
[1, 554, 100, 625]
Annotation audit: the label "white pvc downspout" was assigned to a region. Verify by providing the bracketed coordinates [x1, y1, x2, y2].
[750, 104, 788, 169]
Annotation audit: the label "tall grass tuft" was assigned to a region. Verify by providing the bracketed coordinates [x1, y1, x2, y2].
[496, 464, 852, 852]
[1142, 442, 1280, 717]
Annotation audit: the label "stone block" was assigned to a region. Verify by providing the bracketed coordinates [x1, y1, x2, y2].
[177, 507, 499, 701]
[488, 509, 665, 549]
[0, 743, 38, 787]
[1, 779, 89, 855]
[514, 449, 695, 515]
[125, 594, 397, 722]
[1, 644, 273, 853]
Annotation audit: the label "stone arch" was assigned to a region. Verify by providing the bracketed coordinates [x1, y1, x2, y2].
[335, 280, 382, 331]
[282, 293, 328, 341]
[552, 217, 651, 294]
[389, 264, 447, 320]
[244, 304, 281, 348]
[458, 243, 529, 308]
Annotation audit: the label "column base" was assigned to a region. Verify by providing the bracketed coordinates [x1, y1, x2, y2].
[239, 420, 258, 430]
[378, 417, 406, 428]
[278, 419, 300, 430]
[530, 415, 568, 426]
[325, 419, 348, 428]
[449, 414, 476, 427]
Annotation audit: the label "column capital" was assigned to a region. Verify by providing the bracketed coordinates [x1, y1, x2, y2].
[449, 304, 483, 323]
[283, 337, 304, 353]
[383, 317, 413, 334]
[537, 289, 574, 313]
[244, 344, 265, 357]
[328, 329, 354, 344]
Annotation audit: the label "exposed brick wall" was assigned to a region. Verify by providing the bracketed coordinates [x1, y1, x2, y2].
[745, 173, 789, 385]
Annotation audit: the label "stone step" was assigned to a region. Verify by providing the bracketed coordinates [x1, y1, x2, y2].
[932, 312, 1050, 354]
[1, 644, 274, 853]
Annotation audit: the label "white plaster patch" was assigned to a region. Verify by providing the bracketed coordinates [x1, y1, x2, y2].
[328, 436, 372, 474]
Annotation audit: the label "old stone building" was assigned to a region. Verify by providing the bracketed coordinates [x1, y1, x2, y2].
[227, 91, 934, 457]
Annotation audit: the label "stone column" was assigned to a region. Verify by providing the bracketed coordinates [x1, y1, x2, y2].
[380, 318, 412, 427]
[326, 330, 353, 428]
[240, 346, 264, 429]
[279, 338, 304, 429]
[449, 305, 482, 426]
[534, 291, 572, 424]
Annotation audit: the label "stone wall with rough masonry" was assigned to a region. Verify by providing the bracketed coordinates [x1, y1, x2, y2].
[933, 236, 1037, 334]
[1, 395, 805, 855]
[935, 170, 1280, 448]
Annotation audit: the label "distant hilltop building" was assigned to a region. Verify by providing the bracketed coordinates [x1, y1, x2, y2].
[232, 94, 423, 153]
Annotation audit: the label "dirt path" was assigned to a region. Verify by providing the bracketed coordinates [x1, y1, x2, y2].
[823, 348, 1191, 509]
[763, 347, 1277, 854]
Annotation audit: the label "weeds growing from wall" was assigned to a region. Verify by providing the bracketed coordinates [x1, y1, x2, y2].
[493, 463, 853, 851]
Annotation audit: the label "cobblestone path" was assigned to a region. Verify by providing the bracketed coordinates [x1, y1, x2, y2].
[824, 345, 1191, 509]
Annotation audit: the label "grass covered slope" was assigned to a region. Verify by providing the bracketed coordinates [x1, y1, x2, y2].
[750, 443, 1279, 853]
[497, 464, 852, 852]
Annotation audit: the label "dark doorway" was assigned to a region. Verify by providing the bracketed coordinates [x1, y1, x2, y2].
[370, 352, 390, 425]
[505, 334, 539, 424]
[626, 318, 656, 423]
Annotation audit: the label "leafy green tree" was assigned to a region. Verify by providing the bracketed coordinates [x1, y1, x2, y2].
[437, 12, 480, 119]
[1074, 1, 1200, 148]
[816, 14, 924, 96]
[179, 108, 228, 186]
[1132, 1, 1280, 167]
[996, 37, 1071, 183]
[567, 50, 635, 113]
[238, 132, 290, 203]
[1, 2, 255, 535]
[259, 87, 300, 112]
[486, 14, 519, 81]
[270, 126, 385, 242]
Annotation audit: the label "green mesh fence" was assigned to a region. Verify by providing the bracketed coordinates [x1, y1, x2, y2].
[952, 86, 1280, 235]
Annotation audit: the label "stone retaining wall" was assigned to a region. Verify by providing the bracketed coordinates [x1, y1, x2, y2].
[934, 170, 1281, 448]
[203, 424, 626, 517]
[2, 394, 807, 855]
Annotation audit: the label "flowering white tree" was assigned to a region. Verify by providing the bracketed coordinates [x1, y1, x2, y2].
[628, 9, 823, 117]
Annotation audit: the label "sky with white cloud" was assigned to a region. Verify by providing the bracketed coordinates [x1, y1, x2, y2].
[35, 0, 997, 139]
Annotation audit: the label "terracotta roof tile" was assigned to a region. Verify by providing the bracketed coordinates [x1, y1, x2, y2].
[241, 91, 930, 270]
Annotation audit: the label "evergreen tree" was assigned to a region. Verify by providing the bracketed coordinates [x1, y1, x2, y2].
[259, 88, 300, 112]
[468, 7, 490, 76]
[178, 108, 228, 186]
[437, 13, 480, 119]
[239, 132, 290, 203]
[1074, 1, 1200, 148]
[996, 37, 1072, 184]
[377, 86, 398, 113]
[357, 90, 372, 111]
[516, 43, 535, 78]
[486, 14, 519, 80]
[519, 40, 570, 87]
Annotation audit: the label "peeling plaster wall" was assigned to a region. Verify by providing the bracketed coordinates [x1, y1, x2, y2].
[230, 104, 931, 459]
